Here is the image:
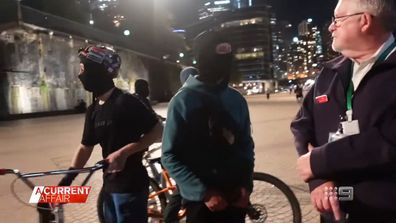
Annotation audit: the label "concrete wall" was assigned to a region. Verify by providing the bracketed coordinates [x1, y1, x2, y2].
[0, 27, 180, 119]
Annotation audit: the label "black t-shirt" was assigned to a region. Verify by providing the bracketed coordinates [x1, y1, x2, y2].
[82, 88, 158, 193]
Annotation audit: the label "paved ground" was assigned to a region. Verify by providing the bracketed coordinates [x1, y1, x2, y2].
[0, 93, 320, 222]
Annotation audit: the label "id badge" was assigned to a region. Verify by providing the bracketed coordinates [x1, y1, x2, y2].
[341, 120, 360, 135]
[328, 131, 346, 142]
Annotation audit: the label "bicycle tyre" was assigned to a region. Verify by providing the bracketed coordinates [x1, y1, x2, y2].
[96, 178, 167, 223]
[97, 186, 105, 223]
[246, 172, 302, 223]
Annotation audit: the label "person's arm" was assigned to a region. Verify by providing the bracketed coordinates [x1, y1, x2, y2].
[310, 115, 396, 180]
[106, 94, 163, 173]
[161, 97, 207, 202]
[59, 107, 97, 186]
[106, 122, 163, 173]
[122, 122, 162, 155]
[292, 86, 345, 220]
[58, 144, 94, 186]
[290, 85, 329, 191]
[71, 144, 94, 168]
[237, 97, 255, 192]
[229, 97, 254, 209]
[290, 86, 315, 156]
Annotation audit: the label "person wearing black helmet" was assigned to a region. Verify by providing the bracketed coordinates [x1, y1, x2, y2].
[162, 30, 255, 223]
[59, 46, 163, 223]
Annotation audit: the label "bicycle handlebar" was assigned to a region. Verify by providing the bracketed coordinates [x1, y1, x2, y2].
[0, 160, 108, 185]
[0, 160, 108, 222]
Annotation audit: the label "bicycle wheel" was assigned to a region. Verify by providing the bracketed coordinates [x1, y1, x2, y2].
[97, 186, 105, 223]
[148, 177, 168, 220]
[246, 172, 302, 223]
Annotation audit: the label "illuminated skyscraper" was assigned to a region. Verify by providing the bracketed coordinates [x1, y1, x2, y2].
[271, 18, 293, 80]
[187, 0, 273, 82]
[287, 19, 323, 80]
[198, 0, 258, 20]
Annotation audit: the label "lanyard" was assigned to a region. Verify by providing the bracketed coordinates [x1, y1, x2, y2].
[346, 41, 396, 111]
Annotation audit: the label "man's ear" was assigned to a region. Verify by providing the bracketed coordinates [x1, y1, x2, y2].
[361, 13, 373, 33]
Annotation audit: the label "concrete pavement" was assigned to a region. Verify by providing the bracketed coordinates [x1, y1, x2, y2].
[0, 93, 319, 222]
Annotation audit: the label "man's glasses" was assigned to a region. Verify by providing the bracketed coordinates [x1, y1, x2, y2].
[331, 12, 364, 26]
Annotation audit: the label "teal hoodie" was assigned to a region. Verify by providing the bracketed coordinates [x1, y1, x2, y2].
[161, 76, 254, 201]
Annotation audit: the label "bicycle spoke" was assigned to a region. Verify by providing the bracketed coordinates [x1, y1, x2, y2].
[246, 174, 301, 223]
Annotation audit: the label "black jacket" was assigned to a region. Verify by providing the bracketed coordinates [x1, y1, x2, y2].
[291, 52, 396, 213]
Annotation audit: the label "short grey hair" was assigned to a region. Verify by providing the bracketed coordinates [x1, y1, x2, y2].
[357, 0, 396, 31]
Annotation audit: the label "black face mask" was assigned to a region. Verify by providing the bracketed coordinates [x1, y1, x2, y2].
[198, 54, 232, 84]
[78, 63, 114, 96]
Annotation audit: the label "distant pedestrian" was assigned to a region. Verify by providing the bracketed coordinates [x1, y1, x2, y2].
[294, 85, 303, 102]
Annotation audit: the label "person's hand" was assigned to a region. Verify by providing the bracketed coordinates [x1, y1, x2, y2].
[204, 189, 228, 212]
[105, 150, 127, 173]
[311, 181, 345, 221]
[231, 187, 250, 208]
[297, 152, 313, 182]
[58, 168, 78, 186]
[297, 144, 314, 182]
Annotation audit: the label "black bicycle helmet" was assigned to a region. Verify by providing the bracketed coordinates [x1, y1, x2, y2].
[78, 45, 121, 78]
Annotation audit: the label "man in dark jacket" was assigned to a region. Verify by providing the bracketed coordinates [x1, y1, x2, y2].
[291, 0, 396, 222]
[162, 30, 254, 223]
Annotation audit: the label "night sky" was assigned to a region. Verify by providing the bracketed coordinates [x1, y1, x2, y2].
[269, 0, 337, 28]
[167, 0, 337, 33]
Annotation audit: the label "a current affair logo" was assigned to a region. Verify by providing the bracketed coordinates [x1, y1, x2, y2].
[29, 186, 91, 203]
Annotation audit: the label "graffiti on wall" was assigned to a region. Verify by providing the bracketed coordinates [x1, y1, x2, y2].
[1, 29, 150, 115]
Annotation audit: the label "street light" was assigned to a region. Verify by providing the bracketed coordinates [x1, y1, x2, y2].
[123, 29, 130, 36]
[89, 13, 94, 25]
[179, 52, 184, 58]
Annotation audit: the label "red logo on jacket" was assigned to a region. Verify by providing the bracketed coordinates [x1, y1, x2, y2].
[315, 95, 329, 104]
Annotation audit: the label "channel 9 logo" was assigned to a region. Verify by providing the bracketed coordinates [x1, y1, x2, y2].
[324, 186, 354, 201]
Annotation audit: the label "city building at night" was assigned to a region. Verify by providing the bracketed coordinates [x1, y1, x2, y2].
[287, 19, 323, 80]
[198, 0, 257, 20]
[184, 0, 275, 92]
[271, 17, 293, 80]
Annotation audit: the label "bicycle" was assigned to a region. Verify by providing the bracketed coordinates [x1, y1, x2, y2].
[142, 158, 302, 223]
[97, 143, 302, 223]
[96, 143, 175, 223]
[0, 161, 107, 223]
